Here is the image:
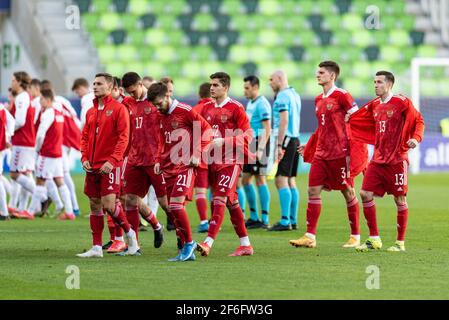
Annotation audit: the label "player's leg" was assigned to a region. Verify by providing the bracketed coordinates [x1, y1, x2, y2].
[137, 197, 164, 248]
[269, 174, 292, 230]
[236, 176, 246, 218]
[63, 147, 80, 216]
[77, 197, 104, 258]
[341, 186, 361, 248]
[255, 174, 270, 228]
[0, 169, 10, 220]
[288, 177, 299, 230]
[194, 167, 209, 232]
[242, 172, 259, 226]
[388, 195, 408, 252]
[9, 147, 36, 194]
[45, 179, 64, 215]
[8, 179, 21, 215]
[227, 198, 253, 256]
[54, 176, 75, 220]
[23, 177, 47, 219]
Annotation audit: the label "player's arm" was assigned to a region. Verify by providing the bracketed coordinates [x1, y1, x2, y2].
[342, 92, 359, 122]
[35, 109, 54, 152]
[5, 108, 15, 146]
[107, 105, 130, 168]
[191, 110, 211, 166]
[13, 94, 30, 131]
[406, 99, 425, 148]
[80, 96, 93, 130]
[154, 121, 165, 174]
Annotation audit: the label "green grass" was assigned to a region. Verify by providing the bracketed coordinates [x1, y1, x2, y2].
[1, 173, 449, 299]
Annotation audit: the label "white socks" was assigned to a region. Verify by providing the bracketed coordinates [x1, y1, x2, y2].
[64, 172, 79, 211]
[205, 237, 214, 247]
[58, 184, 73, 215]
[16, 174, 35, 194]
[240, 236, 250, 246]
[28, 185, 47, 214]
[46, 179, 64, 210]
[0, 179, 8, 216]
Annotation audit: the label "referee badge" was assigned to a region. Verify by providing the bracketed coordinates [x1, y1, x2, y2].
[387, 110, 394, 117]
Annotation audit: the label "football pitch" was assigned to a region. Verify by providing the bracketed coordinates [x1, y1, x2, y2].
[0, 173, 448, 300]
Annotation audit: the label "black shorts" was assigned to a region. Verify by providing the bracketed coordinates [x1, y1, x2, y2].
[276, 137, 300, 177]
[243, 136, 272, 176]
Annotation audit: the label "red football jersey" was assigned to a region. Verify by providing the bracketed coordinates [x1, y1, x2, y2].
[11, 92, 36, 147]
[198, 97, 252, 168]
[127, 97, 162, 166]
[315, 87, 358, 160]
[39, 108, 64, 158]
[158, 100, 211, 177]
[0, 108, 6, 151]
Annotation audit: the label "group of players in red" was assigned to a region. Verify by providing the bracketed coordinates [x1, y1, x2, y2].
[1, 59, 425, 261]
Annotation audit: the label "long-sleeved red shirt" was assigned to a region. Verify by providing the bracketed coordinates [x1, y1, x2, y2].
[81, 94, 130, 170]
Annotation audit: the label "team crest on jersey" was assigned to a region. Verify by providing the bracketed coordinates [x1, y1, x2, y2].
[106, 110, 113, 116]
[221, 114, 228, 123]
[387, 110, 394, 118]
[326, 103, 333, 110]
[123, 180, 127, 187]
[171, 120, 179, 129]
[144, 107, 151, 114]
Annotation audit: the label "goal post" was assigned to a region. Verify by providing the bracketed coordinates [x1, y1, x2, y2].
[410, 57, 449, 174]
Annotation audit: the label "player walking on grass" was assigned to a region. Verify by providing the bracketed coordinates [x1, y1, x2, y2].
[289, 61, 365, 249]
[0, 102, 15, 221]
[196, 72, 254, 257]
[147, 82, 211, 262]
[77, 73, 138, 258]
[349, 71, 425, 252]
[21, 89, 75, 220]
[241, 75, 272, 229]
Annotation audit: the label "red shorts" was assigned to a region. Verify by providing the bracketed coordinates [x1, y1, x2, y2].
[362, 161, 409, 197]
[210, 164, 241, 202]
[123, 164, 166, 198]
[165, 167, 196, 201]
[309, 156, 354, 191]
[195, 166, 209, 189]
[84, 166, 122, 198]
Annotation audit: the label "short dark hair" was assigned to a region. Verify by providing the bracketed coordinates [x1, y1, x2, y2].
[40, 79, 53, 91]
[160, 76, 174, 85]
[243, 75, 260, 87]
[71, 78, 89, 91]
[376, 70, 395, 84]
[113, 76, 122, 88]
[319, 61, 340, 80]
[13, 71, 31, 90]
[210, 72, 231, 88]
[30, 78, 41, 88]
[40, 88, 54, 101]
[95, 73, 114, 85]
[198, 82, 211, 99]
[122, 72, 141, 88]
[147, 82, 168, 103]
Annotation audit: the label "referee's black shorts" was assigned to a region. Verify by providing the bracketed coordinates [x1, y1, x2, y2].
[276, 136, 300, 177]
[242, 136, 272, 176]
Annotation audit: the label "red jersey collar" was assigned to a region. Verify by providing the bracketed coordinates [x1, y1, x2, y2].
[93, 94, 113, 109]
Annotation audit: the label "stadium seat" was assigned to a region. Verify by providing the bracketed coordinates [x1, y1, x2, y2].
[241, 0, 258, 13]
[92, 0, 111, 13]
[417, 45, 437, 57]
[258, 0, 281, 15]
[410, 31, 425, 46]
[99, 13, 121, 31]
[113, 0, 129, 13]
[128, 0, 150, 15]
[193, 14, 217, 31]
[342, 13, 363, 30]
[352, 30, 373, 46]
[308, 14, 323, 31]
[127, 30, 145, 45]
[105, 62, 126, 76]
[165, 30, 185, 46]
[352, 61, 372, 79]
[380, 46, 402, 62]
[315, 0, 336, 15]
[178, 13, 194, 30]
[258, 30, 279, 46]
[82, 13, 99, 30]
[110, 29, 127, 45]
[271, 47, 288, 62]
[332, 30, 352, 46]
[157, 15, 178, 29]
[117, 44, 138, 61]
[241, 61, 258, 76]
[145, 29, 165, 45]
[90, 30, 109, 46]
[389, 30, 410, 46]
[364, 45, 380, 61]
[74, 0, 91, 14]
[139, 46, 155, 60]
[121, 14, 138, 30]
[289, 45, 305, 61]
[144, 61, 165, 76]
[213, 44, 230, 60]
[220, 0, 245, 15]
[98, 44, 117, 63]
[334, 0, 351, 14]
[239, 31, 258, 46]
[154, 46, 177, 62]
[140, 13, 156, 29]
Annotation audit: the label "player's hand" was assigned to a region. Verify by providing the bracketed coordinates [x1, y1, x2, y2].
[256, 150, 264, 161]
[5, 142, 11, 149]
[82, 160, 92, 172]
[407, 138, 419, 148]
[154, 163, 161, 174]
[297, 145, 305, 156]
[277, 146, 285, 161]
[99, 161, 113, 174]
[212, 138, 225, 148]
[189, 156, 200, 167]
[344, 113, 351, 122]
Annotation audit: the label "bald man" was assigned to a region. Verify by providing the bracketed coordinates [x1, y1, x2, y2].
[268, 71, 302, 231]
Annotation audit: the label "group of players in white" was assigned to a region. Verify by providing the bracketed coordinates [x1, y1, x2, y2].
[0, 60, 424, 261]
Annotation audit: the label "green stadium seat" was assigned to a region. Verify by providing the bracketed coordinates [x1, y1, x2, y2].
[321, 46, 342, 61]
[316, 30, 333, 45]
[117, 44, 138, 61]
[316, 0, 336, 15]
[257, 62, 277, 79]
[178, 14, 194, 30]
[186, 0, 203, 13]
[139, 46, 155, 60]
[110, 29, 127, 45]
[92, 0, 111, 12]
[296, 30, 316, 46]
[223, 30, 239, 45]
[399, 15, 415, 31]
[82, 13, 99, 30]
[140, 13, 156, 29]
[241, 61, 258, 76]
[182, 62, 202, 78]
[380, 46, 402, 62]
[296, 0, 315, 15]
[186, 31, 202, 45]
[258, 0, 281, 15]
[258, 30, 279, 46]
[154, 46, 177, 62]
[164, 63, 183, 78]
[332, 30, 352, 45]
[166, 30, 185, 46]
[352, 30, 373, 46]
[97, 44, 117, 63]
[126, 62, 145, 74]
[334, 0, 351, 14]
[324, 15, 343, 31]
[370, 30, 389, 44]
[370, 61, 393, 74]
[342, 13, 363, 30]
[352, 61, 372, 79]
[297, 62, 318, 79]
[220, 62, 241, 77]
[242, 0, 259, 14]
[127, 30, 145, 45]
[144, 62, 165, 77]
[417, 45, 437, 57]
[120, 14, 138, 30]
[149, 0, 168, 14]
[74, 0, 91, 14]
[172, 79, 193, 97]
[381, 15, 397, 30]
[206, 0, 222, 14]
[128, 0, 150, 14]
[216, 15, 231, 30]
[289, 46, 305, 61]
[220, 0, 245, 15]
[113, 0, 129, 12]
[213, 44, 230, 60]
[99, 13, 121, 31]
[304, 78, 319, 97]
[193, 14, 217, 31]
[284, 15, 309, 30]
[410, 31, 425, 46]
[249, 47, 271, 63]
[202, 61, 223, 76]
[230, 15, 250, 31]
[389, 30, 410, 46]
[145, 29, 165, 45]
[305, 47, 322, 64]
[90, 30, 110, 46]
[351, 0, 387, 15]
[239, 31, 258, 45]
[364, 45, 380, 61]
[191, 45, 215, 61]
[229, 45, 250, 63]
[104, 62, 125, 76]
[339, 47, 362, 62]
[271, 47, 288, 62]
[402, 46, 417, 62]
[387, 0, 406, 15]
[308, 14, 323, 31]
[343, 78, 369, 97]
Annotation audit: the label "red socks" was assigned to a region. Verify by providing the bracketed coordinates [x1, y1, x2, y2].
[306, 197, 322, 235]
[195, 193, 208, 221]
[110, 201, 131, 233]
[90, 212, 104, 246]
[362, 200, 379, 237]
[169, 202, 192, 243]
[347, 197, 360, 236]
[396, 202, 408, 241]
[228, 202, 247, 238]
[125, 206, 140, 240]
[208, 198, 226, 240]
[141, 208, 159, 230]
[107, 214, 115, 241]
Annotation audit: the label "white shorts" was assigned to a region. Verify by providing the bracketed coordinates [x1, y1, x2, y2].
[62, 145, 71, 173]
[35, 155, 64, 179]
[9, 146, 36, 172]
